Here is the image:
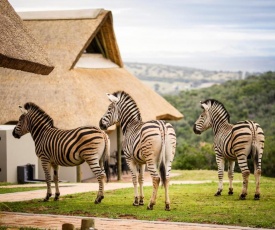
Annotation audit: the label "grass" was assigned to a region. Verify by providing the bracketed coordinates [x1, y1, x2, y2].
[1, 170, 275, 229]
[171, 169, 244, 181]
[0, 186, 46, 194]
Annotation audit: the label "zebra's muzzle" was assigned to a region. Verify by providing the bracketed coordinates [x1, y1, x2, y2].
[193, 124, 201, 135]
[99, 119, 107, 130]
[12, 128, 21, 139]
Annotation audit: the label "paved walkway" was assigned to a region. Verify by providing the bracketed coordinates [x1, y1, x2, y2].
[0, 212, 266, 230]
[0, 177, 268, 230]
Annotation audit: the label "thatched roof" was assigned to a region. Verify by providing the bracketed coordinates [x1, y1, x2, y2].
[0, 9, 183, 130]
[0, 0, 54, 75]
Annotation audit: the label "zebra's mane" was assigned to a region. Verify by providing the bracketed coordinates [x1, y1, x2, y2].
[24, 102, 54, 127]
[202, 99, 230, 122]
[113, 91, 142, 121]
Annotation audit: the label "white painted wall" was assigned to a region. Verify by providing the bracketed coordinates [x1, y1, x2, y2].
[0, 125, 38, 183]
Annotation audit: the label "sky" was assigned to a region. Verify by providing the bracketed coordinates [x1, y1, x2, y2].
[10, 0, 275, 72]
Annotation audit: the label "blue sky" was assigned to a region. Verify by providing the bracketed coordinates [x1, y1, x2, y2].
[10, 0, 275, 72]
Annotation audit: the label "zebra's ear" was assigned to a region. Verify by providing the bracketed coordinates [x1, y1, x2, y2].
[24, 103, 31, 110]
[106, 93, 119, 103]
[19, 105, 27, 114]
[201, 103, 209, 111]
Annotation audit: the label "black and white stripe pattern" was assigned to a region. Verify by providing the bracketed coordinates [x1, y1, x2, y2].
[99, 91, 176, 210]
[193, 99, 264, 200]
[13, 102, 110, 203]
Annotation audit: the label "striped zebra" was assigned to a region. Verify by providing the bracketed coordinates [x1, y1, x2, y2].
[193, 99, 264, 200]
[99, 91, 176, 211]
[12, 102, 110, 203]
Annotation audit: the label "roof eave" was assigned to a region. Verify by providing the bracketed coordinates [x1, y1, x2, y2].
[0, 54, 54, 75]
[0, 0, 54, 75]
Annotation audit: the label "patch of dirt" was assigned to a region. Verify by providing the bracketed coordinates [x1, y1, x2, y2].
[118, 214, 138, 219]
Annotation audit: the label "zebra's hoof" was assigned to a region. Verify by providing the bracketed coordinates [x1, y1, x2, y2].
[228, 189, 234, 195]
[133, 197, 139, 206]
[94, 195, 104, 204]
[165, 204, 171, 211]
[147, 204, 154, 210]
[254, 194, 260, 200]
[139, 197, 144, 205]
[239, 194, 246, 200]
[41, 193, 52, 202]
[215, 191, 222, 196]
[54, 193, 60, 201]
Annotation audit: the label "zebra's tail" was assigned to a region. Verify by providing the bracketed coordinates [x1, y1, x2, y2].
[103, 132, 110, 182]
[159, 121, 167, 186]
[248, 121, 260, 171]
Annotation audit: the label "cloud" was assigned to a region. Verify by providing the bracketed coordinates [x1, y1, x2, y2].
[117, 25, 275, 58]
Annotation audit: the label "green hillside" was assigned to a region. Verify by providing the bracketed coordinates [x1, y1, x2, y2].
[164, 71, 275, 176]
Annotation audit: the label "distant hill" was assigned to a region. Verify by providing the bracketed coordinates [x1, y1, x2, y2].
[125, 62, 258, 94]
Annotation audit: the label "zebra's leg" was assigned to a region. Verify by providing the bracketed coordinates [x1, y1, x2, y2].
[237, 156, 250, 200]
[254, 161, 261, 200]
[138, 164, 145, 205]
[83, 155, 106, 204]
[228, 161, 235, 195]
[215, 153, 224, 196]
[128, 160, 140, 206]
[254, 151, 262, 200]
[164, 176, 170, 211]
[147, 176, 160, 210]
[95, 158, 106, 204]
[95, 173, 105, 204]
[52, 164, 60, 201]
[41, 160, 52, 202]
[164, 131, 175, 211]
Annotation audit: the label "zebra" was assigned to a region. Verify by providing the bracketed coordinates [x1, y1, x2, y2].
[99, 91, 176, 211]
[193, 99, 264, 200]
[12, 102, 110, 203]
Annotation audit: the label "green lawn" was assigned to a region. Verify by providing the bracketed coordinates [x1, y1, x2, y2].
[0, 186, 46, 194]
[1, 170, 275, 228]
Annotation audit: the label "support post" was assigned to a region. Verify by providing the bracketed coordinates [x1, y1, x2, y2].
[77, 165, 81, 182]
